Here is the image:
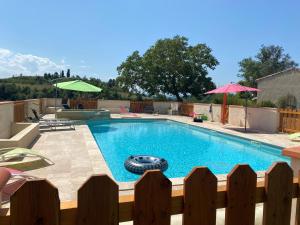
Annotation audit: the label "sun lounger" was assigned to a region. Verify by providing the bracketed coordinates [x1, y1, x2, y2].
[42, 120, 75, 130]
[0, 147, 54, 165]
[144, 105, 154, 114]
[288, 132, 300, 141]
[120, 106, 139, 117]
[3, 167, 36, 179]
[30, 108, 75, 130]
[0, 167, 36, 204]
[62, 104, 71, 109]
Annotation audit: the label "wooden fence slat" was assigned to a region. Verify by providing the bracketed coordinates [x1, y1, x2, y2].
[295, 171, 300, 225]
[77, 175, 118, 225]
[279, 108, 300, 133]
[13, 101, 25, 122]
[180, 103, 194, 116]
[134, 170, 171, 225]
[69, 99, 98, 109]
[10, 179, 60, 225]
[183, 167, 217, 225]
[263, 162, 293, 225]
[225, 164, 257, 225]
[130, 101, 153, 113]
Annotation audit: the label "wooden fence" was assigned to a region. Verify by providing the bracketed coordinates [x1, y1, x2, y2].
[69, 99, 98, 109]
[130, 100, 153, 113]
[39, 98, 44, 114]
[13, 101, 25, 122]
[278, 108, 300, 133]
[0, 162, 298, 225]
[180, 103, 194, 116]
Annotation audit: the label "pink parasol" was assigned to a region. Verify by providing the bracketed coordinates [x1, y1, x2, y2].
[205, 83, 260, 94]
[205, 83, 260, 131]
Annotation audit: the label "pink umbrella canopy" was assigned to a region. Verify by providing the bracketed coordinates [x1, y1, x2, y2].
[205, 83, 260, 94]
[205, 83, 260, 130]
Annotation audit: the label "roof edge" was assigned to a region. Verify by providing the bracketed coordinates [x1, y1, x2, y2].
[256, 67, 300, 82]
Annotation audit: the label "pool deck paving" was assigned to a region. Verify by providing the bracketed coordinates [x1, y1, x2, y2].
[24, 114, 299, 201]
[3, 114, 298, 224]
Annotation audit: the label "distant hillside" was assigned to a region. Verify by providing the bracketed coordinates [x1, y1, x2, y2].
[0, 74, 130, 101]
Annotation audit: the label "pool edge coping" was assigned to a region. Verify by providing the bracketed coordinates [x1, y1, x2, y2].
[87, 116, 289, 190]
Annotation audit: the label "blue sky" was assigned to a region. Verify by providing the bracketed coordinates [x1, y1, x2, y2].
[0, 0, 299, 85]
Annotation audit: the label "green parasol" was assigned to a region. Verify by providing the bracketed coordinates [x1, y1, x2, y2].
[54, 80, 102, 92]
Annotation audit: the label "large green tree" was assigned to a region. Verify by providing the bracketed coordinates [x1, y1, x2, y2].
[117, 36, 218, 101]
[238, 45, 298, 87]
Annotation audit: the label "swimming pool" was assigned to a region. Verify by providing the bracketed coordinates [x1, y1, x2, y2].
[88, 119, 289, 182]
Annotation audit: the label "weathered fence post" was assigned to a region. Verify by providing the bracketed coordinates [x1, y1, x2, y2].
[77, 175, 119, 225]
[134, 170, 171, 225]
[225, 164, 257, 225]
[10, 179, 60, 225]
[183, 167, 217, 225]
[295, 170, 300, 225]
[263, 162, 293, 225]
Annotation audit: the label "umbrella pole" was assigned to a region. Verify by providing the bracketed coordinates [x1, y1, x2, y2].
[222, 93, 227, 124]
[55, 83, 57, 118]
[244, 96, 248, 132]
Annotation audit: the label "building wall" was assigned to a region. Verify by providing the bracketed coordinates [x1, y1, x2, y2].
[0, 102, 14, 139]
[257, 69, 300, 107]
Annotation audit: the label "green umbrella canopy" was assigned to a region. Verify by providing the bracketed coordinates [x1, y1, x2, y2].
[54, 80, 102, 92]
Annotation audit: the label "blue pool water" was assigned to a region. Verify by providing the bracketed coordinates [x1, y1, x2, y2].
[88, 119, 289, 182]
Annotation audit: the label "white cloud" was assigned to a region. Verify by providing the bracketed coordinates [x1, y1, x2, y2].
[0, 48, 67, 77]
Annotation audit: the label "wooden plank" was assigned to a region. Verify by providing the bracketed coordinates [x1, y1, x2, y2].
[1, 176, 299, 225]
[279, 108, 300, 133]
[295, 171, 300, 225]
[183, 167, 217, 225]
[13, 101, 25, 122]
[77, 175, 118, 225]
[225, 164, 257, 225]
[263, 162, 293, 225]
[10, 179, 60, 225]
[279, 110, 300, 115]
[134, 170, 171, 225]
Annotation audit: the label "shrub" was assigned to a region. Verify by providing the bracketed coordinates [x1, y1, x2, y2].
[256, 100, 277, 108]
[201, 114, 208, 120]
[277, 94, 297, 109]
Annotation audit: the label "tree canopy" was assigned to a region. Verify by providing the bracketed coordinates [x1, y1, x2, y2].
[238, 45, 298, 87]
[117, 36, 218, 101]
